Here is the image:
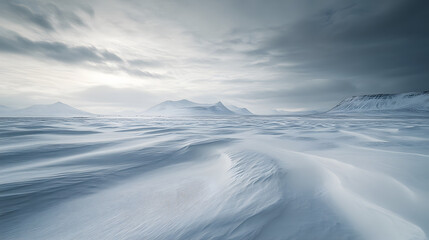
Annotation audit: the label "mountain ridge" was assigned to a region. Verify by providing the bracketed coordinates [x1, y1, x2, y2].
[145, 99, 252, 116]
[329, 91, 429, 113]
[0, 102, 94, 117]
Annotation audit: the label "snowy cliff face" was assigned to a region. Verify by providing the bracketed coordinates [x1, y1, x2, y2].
[145, 100, 252, 116]
[329, 91, 429, 113]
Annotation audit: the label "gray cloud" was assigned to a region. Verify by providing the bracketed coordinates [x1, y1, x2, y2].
[127, 59, 164, 67]
[235, 78, 358, 110]
[0, 31, 166, 79]
[0, 33, 122, 64]
[245, 0, 429, 97]
[2, 1, 54, 31]
[0, 0, 91, 31]
[120, 67, 166, 79]
[45, 2, 87, 29]
[1, 0, 428, 113]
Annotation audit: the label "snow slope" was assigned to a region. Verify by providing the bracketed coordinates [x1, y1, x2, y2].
[145, 99, 252, 116]
[329, 91, 429, 113]
[0, 102, 93, 117]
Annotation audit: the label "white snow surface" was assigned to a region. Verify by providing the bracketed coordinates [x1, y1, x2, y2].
[145, 99, 252, 116]
[330, 91, 429, 113]
[0, 102, 93, 117]
[1, 115, 429, 240]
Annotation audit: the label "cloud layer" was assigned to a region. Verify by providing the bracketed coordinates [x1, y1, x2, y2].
[0, 0, 428, 113]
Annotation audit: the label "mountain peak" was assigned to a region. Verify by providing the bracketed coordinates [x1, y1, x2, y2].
[162, 99, 194, 104]
[145, 100, 250, 116]
[53, 101, 67, 106]
[0, 102, 93, 117]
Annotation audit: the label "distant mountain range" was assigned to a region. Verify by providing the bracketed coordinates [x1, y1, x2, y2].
[144, 99, 253, 116]
[1, 91, 427, 117]
[0, 100, 252, 117]
[329, 91, 429, 113]
[0, 102, 94, 117]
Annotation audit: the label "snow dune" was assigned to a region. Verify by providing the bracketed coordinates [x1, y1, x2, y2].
[1, 115, 429, 239]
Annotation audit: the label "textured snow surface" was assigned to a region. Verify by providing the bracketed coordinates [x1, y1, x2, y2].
[330, 91, 429, 112]
[1, 115, 429, 240]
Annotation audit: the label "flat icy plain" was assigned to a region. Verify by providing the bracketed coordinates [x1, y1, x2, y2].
[1, 115, 428, 239]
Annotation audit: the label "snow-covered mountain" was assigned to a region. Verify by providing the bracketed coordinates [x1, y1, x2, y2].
[329, 91, 429, 113]
[0, 102, 94, 117]
[145, 99, 252, 116]
[226, 105, 253, 115]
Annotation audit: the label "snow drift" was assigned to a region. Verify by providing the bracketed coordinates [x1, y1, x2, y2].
[329, 91, 429, 113]
[1, 115, 429, 239]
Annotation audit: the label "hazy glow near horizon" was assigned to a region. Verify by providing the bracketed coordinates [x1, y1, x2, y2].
[0, 0, 428, 114]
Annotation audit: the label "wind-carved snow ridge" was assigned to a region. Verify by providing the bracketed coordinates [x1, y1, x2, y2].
[173, 150, 285, 240]
[329, 91, 429, 113]
[2, 140, 284, 240]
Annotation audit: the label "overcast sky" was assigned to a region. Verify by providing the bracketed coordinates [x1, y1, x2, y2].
[0, 0, 428, 114]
